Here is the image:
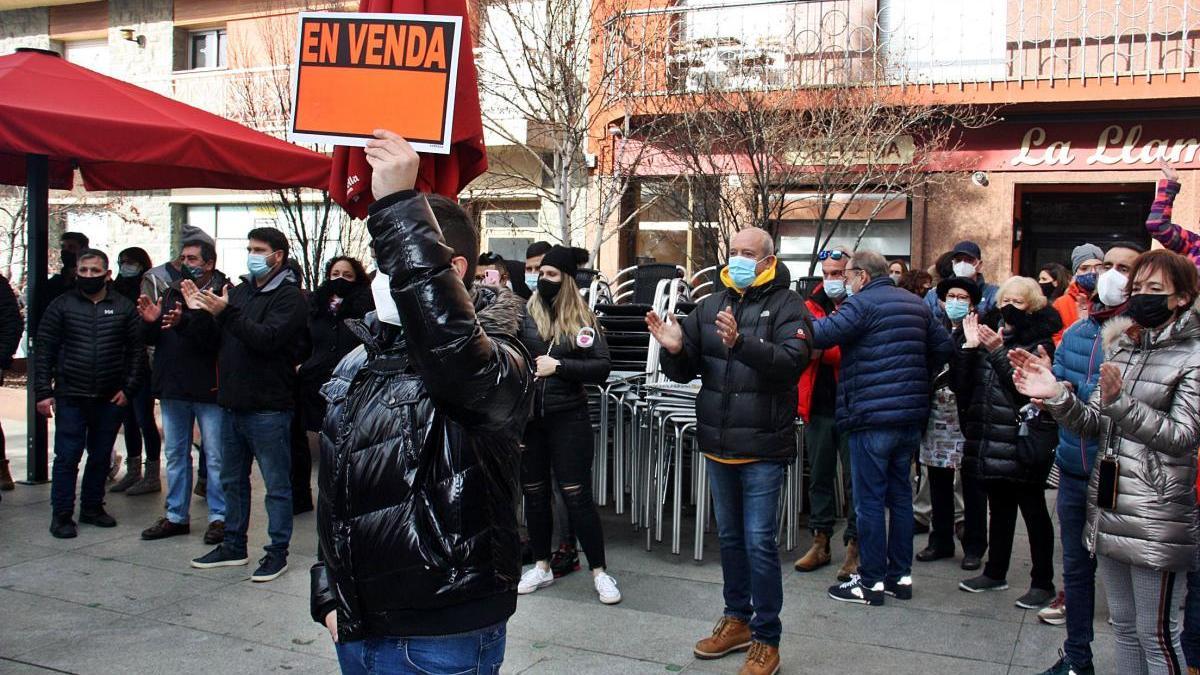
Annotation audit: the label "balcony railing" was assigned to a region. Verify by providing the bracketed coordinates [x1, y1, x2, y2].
[169, 66, 291, 134]
[603, 0, 1200, 96]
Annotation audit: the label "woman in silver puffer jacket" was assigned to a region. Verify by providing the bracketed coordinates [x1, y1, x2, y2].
[1014, 249, 1200, 675]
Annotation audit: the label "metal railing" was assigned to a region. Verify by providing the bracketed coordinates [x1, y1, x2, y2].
[168, 66, 291, 134]
[603, 0, 1200, 96]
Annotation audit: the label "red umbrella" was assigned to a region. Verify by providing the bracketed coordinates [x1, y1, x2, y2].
[0, 48, 331, 191]
[329, 0, 488, 218]
[0, 48, 333, 483]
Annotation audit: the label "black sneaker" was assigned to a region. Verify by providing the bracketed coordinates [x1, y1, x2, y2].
[960, 574, 1008, 593]
[884, 575, 913, 600]
[79, 506, 117, 528]
[961, 554, 983, 571]
[251, 553, 288, 582]
[1016, 587, 1056, 609]
[549, 544, 580, 578]
[50, 512, 77, 539]
[1038, 652, 1094, 675]
[191, 545, 249, 569]
[916, 545, 954, 562]
[828, 574, 884, 606]
[141, 517, 190, 540]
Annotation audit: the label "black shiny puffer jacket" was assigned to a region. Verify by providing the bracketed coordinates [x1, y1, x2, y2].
[517, 305, 611, 416]
[951, 306, 1061, 485]
[34, 285, 143, 401]
[310, 191, 533, 641]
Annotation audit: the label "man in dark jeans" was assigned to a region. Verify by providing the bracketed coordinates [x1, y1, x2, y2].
[812, 250, 953, 606]
[35, 249, 143, 538]
[185, 227, 307, 583]
[647, 227, 811, 675]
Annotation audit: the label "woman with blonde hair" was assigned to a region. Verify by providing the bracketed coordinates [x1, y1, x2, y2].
[515, 246, 619, 604]
[951, 275, 1061, 608]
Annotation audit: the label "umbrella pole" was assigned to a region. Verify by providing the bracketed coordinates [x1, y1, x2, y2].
[22, 154, 48, 484]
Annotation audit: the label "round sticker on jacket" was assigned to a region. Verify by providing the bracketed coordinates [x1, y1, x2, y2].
[576, 327, 596, 349]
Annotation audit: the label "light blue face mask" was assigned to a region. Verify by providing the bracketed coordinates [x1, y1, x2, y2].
[727, 256, 761, 289]
[524, 272, 539, 290]
[824, 279, 846, 299]
[247, 253, 271, 279]
[945, 299, 971, 321]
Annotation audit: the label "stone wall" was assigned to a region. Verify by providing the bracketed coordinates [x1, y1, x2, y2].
[0, 7, 51, 53]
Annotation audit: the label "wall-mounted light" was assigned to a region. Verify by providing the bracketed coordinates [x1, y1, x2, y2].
[120, 28, 146, 47]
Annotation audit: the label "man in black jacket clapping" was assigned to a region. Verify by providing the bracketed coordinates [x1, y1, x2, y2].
[36, 249, 143, 538]
[184, 227, 308, 583]
[310, 130, 532, 674]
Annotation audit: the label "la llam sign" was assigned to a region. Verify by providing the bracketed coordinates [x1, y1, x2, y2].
[949, 120, 1200, 172]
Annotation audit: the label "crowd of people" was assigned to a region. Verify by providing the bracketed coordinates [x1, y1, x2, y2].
[5, 137, 1200, 675]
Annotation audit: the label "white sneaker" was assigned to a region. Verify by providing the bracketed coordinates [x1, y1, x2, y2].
[594, 571, 621, 604]
[518, 565, 554, 594]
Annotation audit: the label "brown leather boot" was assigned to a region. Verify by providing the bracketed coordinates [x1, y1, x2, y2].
[694, 616, 752, 659]
[794, 531, 831, 572]
[739, 641, 780, 675]
[837, 538, 860, 582]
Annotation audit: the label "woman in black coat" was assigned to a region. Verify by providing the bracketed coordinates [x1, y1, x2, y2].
[515, 245, 619, 605]
[951, 276, 1061, 608]
[110, 247, 162, 495]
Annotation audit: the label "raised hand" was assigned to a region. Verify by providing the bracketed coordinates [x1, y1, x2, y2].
[1013, 360, 1063, 400]
[645, 310, 684, 355]
[715, 306, 739, 349]
[365, 129, 420, 201]
[962, 313, 981, 348]
[136, 294, 162, 324]
[1161, 159, 1180, 183]
[1100, 362, 1123, 404]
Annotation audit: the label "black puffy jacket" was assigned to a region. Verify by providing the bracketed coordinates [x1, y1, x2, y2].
[34, 285, 143, 401]
[517, 304, 611, 415]
[0, 275, 21, 369]
[184, 267, 309, 412]
[310, 191, 533, 641]
[951, 306, 1061, 485]
[659, 269, 812, 461]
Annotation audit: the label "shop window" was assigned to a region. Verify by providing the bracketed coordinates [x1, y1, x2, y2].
[776, 192, 911, 279]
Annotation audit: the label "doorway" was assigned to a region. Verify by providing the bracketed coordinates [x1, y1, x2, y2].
[1015, 185, 1154, 276]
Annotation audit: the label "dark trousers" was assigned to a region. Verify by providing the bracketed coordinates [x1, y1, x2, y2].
[961, 470, 989, 558]
[926, 466, 957, 553]
[983, 481, 1055, 591]
[122, 382, 161, 463]
[1058, 471, 1097, 666]
[806, 413, 856, 543]
[288, 394, 312, 511]
[849, 424, 921, 586]
[51, 397, 124, 514]
[707, 458, 786, 646]
[220, 409, 293, 557]
[522, 406, 606, 569]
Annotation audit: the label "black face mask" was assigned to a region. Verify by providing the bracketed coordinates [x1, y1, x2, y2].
[324, 277, 355, 298]
[76, 275, 106, 295]
[1127, 293, 1176, 328]
[1039, 282, 1056, 298]
[538, 278, 561, 303]
[1000, 304, 1029, 329]
[61, 249, 76, 271]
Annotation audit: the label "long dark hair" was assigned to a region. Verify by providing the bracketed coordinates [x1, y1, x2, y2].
[1038, 262, 1071, 301]
[323, 256, 369, 286]
[314, 256, 369, 316]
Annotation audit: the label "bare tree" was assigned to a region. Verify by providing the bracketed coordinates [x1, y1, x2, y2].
[475, 0, 674, 263]
[227, 0, 356, 290]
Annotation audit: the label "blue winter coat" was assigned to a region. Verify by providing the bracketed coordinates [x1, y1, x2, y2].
[812, 276, 954, 433]
[1051, 316, 1103, 478]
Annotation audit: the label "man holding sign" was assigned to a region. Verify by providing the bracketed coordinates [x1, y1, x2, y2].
[310, 130, 532, 674]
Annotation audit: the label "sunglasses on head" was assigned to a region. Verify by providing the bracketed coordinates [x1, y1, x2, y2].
[818, 250, 847, 261]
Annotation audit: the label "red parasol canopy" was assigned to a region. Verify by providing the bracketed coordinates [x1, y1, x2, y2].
[0, 48, 331, 191]
[329, 0, 488, 218]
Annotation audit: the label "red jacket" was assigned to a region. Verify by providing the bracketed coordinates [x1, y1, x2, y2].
[796, 282, 841, 422]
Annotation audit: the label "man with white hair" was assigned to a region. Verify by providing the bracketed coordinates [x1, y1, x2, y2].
[647, 226, 812, 675]
[810, 250, 953, 606]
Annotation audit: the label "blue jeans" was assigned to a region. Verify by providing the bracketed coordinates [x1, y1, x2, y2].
[220, 409, 293, 557]
[706, 458, 785, 646]
[334, 623, 506, 675]
[51, 397, 124, 514]
[161, 399, 225, 525]
[1057, 470, 1097, 666]
[849, 424, 921, 587]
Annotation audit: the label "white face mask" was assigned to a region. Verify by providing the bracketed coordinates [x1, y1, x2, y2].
[952, 261, 977, 279]
[1096, 268, 1129, 308]
[371, 271, 402, 326]
[890, 272, 902, 283]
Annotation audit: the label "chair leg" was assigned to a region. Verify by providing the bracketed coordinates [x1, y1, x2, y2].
[694, 453, 707, 562]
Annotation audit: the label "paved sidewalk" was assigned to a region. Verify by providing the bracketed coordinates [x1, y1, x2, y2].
[0, 387, 1113, 674]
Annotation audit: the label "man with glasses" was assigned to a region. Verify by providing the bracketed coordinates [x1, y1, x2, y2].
[811, 250, 953, 606]
[794, 247, 859, 580]
[925, 241, 999, 323]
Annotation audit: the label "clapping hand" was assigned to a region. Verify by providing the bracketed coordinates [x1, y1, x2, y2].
[715, 306, 739, 349]
[161, 302, 183, 329]
[1008, 345, 1052, 372]
[1012, 359, 1063, 400]
[136, 294, 162, 324]
[646, 310, 684, 355]
[180, 280, 204, 310]
[962, 313, 981, 348]
[977, 324, 1004, 352]
[1099, 363, 1123, 405]
[194, 286, 230, 317]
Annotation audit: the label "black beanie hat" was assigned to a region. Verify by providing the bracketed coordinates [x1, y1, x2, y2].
[540, 246, 589, 278]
